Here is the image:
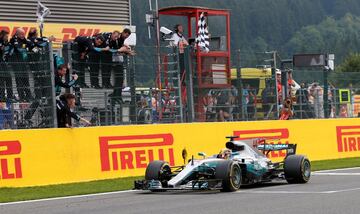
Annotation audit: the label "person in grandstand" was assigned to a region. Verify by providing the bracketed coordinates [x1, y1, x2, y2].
[56, 93, 90, 128]
[8, 28, 33, 101]
[0, 30, 13, 101]
[98, 30, 121, 89]
[107, 28, 134, 104]
[27, 28, 55, 99]
[73, 34, 107, 88]
[54, 61, 78, 96]
[216, 89, 232, 122]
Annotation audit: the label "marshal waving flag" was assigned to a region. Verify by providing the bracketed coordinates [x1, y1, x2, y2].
[195, 12, 210, 53]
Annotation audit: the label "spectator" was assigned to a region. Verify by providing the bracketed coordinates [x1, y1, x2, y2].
[56, 93, 90, 128]
[27, 28, 55, 99]
[241, 84, 250, 119]
[73, 34, 107, 88]
[295, 82, 314, 119]
[308, 82, 324, 118]
[55, 63, 78, 96]
[244, 84, 256, 119]
[0, 101, 12, 129]
[261, 81, 275, 116]
[203, 90, 217, 121]
[0, 30, 13, 101]
[149, 89, 160, 122]
[279, 98, 294, 120]
[276, 69, 282, 104]
[108, 28, 133, 104]
[216, 89, 231, 122]
[287, 69, 300, 97]
[170, 24, 189, 85]
[100, 30, 121, 89]
[9, 28, 33, 101]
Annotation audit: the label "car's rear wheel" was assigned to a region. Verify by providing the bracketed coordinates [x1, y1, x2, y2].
[284, 155, 311, 184]
[145, 160, 172, 192]
[215, 160, 241, 192]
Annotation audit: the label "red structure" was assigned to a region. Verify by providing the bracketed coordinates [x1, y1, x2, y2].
[159, 6, 231, 120]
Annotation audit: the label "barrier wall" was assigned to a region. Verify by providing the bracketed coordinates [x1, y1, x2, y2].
[0, 21, 124, 44]
[1, 118, 360, 187]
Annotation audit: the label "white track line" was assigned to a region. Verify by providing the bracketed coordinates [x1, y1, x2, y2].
[2, 167, 360, 206]
[238, 190, 330, 194]
[240, 187, 360, 194]
[312, 172, 360, 176]
[0, 190, 139, 206]
[313, 167, 360, 173]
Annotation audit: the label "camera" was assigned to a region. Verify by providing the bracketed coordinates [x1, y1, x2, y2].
[160, 27, 173, 35]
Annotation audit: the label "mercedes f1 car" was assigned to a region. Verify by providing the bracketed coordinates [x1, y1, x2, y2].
[134, 136, 311, 192]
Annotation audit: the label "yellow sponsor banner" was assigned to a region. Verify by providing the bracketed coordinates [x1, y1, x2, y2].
[1, 118, 360, 187]
[0, 21, 124, 44]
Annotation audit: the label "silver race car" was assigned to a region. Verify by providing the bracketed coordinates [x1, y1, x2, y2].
[134, 136, 311, 192]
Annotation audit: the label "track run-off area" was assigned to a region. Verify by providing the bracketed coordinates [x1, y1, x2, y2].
[2, 167, 360, 214]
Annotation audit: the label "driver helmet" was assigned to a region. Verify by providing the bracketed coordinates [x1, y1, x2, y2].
[218, 148, 231, 159]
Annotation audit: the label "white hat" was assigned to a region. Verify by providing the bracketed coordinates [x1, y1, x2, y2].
[276, 69, 281, 75]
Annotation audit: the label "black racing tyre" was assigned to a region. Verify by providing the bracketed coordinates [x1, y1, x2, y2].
[145, 160, 172, 180]
[145, 160, 171, 191]
[215, 160, 242, 192]
[284, 155, 311, 184]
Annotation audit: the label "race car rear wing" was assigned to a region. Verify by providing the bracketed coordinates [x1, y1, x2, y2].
[257, 144, 297, 155]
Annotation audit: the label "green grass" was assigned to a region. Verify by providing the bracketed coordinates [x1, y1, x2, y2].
[0, 176, 143, 203]
[1, 157, 360, 203]
[311, 157, 360, 171]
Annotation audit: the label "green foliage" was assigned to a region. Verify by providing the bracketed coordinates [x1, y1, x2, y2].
[285, 14, 360, 62]
[337, 53, 360, 72]
[131, 0, 360, 82]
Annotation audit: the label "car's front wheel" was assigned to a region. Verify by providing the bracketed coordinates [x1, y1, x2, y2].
[145, 160, 172, 191]
[215, 160, 242, 192]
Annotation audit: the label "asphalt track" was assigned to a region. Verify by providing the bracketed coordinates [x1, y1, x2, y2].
[2, 168, 360, 214]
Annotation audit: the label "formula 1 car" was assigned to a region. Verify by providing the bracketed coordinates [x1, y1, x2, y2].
[134, 136, 311, 192]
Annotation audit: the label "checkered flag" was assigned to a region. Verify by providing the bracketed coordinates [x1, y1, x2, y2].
[36, 1, 51, 37]
[37, 1, 51, 21]
[195, 12, 210, 53]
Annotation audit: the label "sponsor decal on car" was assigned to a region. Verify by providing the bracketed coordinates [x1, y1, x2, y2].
[233, 129, 290, 158]
[99, 134, 175, 172]
[336, 126, 360, 152]
[0, 141, 22, 179]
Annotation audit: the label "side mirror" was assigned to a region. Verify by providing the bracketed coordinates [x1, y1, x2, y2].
[198, 152, 207, 159]
[182, 148, 188, 164]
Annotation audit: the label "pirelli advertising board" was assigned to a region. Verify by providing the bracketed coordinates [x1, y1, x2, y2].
[1, 118, 360, 187]
[0, 21, 124, 44]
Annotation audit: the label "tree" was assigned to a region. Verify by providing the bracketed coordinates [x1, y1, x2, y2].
[337, 53, 360, 72]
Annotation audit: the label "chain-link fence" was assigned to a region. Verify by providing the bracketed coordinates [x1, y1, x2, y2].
[2, 42, 360, 130]
[0, 44, 56, 129]
[59, 43, 184, 126]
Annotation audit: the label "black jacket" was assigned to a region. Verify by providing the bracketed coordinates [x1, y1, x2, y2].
[0, 38, 8, 61]
[9, 35, 31, 54]
[74, 36, 98, 55]
[55, 73, 77, 96]
[27, 37, 49, 52]
[56, 96, 81, 128]
[102, 32, 121, 49]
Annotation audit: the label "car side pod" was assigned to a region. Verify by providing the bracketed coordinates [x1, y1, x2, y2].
[215, 160, 242, 192]
[284, 155, 311, 184]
